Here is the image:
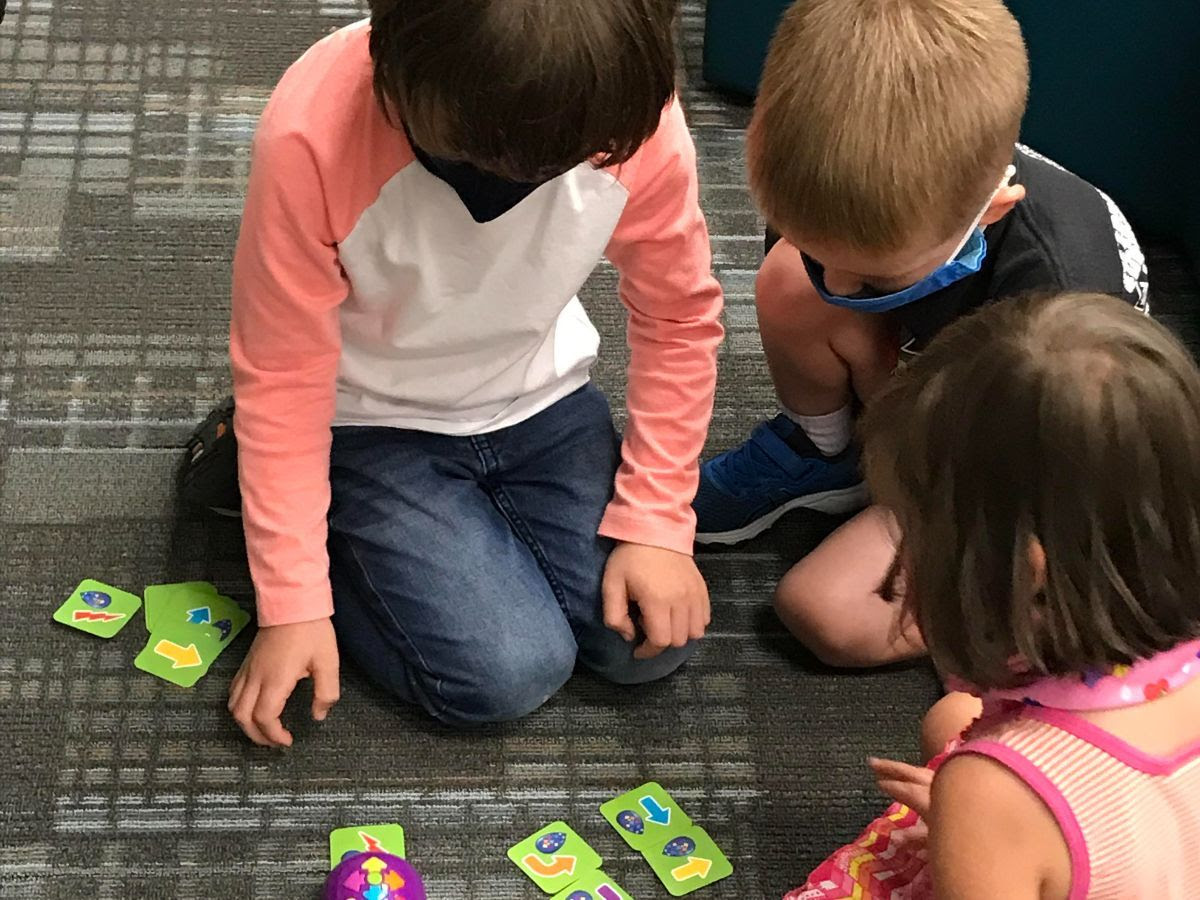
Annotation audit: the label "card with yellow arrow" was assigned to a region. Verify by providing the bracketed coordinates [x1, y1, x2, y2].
[133, 593, 250, 687]
[642, 827, 733, 896]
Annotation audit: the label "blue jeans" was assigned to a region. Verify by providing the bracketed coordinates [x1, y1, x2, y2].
[327, 384, 695, 726]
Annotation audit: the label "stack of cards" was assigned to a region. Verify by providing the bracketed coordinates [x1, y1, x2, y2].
[329, 823, 407, 868]
[133, 581, 250, 687]
[507, 821, 634, 899]
[600, 783, 733, 896]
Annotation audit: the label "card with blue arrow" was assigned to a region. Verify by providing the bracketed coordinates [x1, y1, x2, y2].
[144, 581, 218, 632]
[599, 782, 693, 851]
[136, 582, 251, 687]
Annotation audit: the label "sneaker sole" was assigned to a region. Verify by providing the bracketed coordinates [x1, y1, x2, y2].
[694, 483, 870, 546]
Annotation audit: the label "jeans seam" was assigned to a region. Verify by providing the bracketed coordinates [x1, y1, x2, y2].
[332, 531, 451, 719]
[486, 483, 578, 637]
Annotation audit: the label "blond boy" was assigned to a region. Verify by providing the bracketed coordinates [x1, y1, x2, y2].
[694, 0, 1149, 666]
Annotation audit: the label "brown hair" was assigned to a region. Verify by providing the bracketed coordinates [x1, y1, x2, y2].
[367, 0, 679, 183]
[863, 294, 1200, 689]
[747, 0, 1029, 251]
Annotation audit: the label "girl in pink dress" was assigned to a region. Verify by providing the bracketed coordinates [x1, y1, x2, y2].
[788, 292, 1200, 899]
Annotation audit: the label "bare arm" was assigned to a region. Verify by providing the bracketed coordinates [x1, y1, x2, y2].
[929, 754, 1071, 900]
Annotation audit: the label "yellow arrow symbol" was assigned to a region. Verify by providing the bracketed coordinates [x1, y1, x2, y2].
[672, 856, 713, 881]
[361, 856, 388, 874]
[153, 640, 202, 669]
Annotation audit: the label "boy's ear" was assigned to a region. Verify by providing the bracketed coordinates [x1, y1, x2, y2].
[980, 184, 1026, 226]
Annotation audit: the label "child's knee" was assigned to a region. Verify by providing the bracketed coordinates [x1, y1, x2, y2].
[755, 243, 825, 332]
[920, 692, 983, 760]
[582, 633, 697, 686]
[421, 634, 577, 727]
[773, 570, 870, 668]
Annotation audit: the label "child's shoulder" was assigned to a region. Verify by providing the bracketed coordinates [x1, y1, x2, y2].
[994, 145, 1149, 310]
[931, 749, 1071, 895]
[257, 20, 378, 147]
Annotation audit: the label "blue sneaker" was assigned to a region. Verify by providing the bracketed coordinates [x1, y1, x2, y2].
[693, 414, 868, 544]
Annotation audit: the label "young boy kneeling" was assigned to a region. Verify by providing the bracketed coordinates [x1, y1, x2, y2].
[694, 0, 1149, 667]
[226, 0, 724, 744]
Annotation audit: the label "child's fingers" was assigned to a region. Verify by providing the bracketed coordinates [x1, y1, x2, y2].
[671, 606, 690, 648]
[868, 757, 933, 816]
[689, 597, 708, 641]
[868, 757, 933, 786]
[634, 606, 672, 659]
[875, 778, 932, 817]
[228, 668, 247, 716]
[230, 680, 271, 747]
[250, 680, 295, 748]
[601, 573, 636, 642]
[310, 661, 340, 723]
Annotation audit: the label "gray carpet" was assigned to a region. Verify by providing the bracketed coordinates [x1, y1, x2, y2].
[0, 2, 1195, 898]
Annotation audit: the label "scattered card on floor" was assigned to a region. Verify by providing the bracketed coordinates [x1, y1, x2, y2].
[600, 782, 692, 850]
[641, 826, 732, 896]
[549, 869, 634, 900]
[134, 596, 250, 687]
[147, 590, 248, 644]
[329, 823, 407, 868]
[507, 821, 602, 894]
[52, 579, 142, 639]
[144, 581, 218, 632]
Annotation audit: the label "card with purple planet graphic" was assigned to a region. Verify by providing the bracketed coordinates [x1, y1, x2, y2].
[548, 868, 634, 900]
[52, 579, 142, 639]
[641, 827, 732, 896]
[599, 782, 692, 851]
[507, 821, 602, 894]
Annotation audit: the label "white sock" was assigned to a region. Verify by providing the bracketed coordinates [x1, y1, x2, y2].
[782, 404, 853, 455]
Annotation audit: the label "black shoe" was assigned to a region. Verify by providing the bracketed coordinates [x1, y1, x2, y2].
[180, 396, 241, 517]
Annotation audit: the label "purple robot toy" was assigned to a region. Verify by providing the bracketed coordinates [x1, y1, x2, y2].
[324, 851, 426, 900]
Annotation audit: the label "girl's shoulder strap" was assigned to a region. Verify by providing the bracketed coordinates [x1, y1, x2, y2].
[947, 714, 1093, 899]
[949, 706, 1200, 899]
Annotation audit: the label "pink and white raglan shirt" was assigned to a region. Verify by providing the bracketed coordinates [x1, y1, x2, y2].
[230, 21, 724, 626]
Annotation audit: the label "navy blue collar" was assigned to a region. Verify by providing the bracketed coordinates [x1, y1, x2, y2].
[407, 137, 551, 224]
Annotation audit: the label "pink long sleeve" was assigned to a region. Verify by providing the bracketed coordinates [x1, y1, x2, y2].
[601, 102, 725, 555]
[230, 116, 346, 627]
[231, 24, 722, 626]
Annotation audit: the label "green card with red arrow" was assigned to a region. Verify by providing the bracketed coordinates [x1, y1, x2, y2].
[53, 579, 142, 639]
[134, 593, 250, 687]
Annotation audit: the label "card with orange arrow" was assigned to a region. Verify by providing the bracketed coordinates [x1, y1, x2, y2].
[507, 821, 602, 894]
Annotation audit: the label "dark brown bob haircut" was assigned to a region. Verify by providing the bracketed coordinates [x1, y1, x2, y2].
[863, 293, 1200, 689]
[367, 0, 679, 183]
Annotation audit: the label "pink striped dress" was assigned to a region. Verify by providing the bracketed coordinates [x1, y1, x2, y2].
[787, 639, 1200, 899]
[954, 705, 1200, 899]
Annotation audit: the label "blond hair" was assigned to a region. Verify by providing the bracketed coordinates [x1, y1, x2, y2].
[748, 0, 1029, 251]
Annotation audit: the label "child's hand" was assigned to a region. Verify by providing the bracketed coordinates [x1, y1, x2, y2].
[602, 542, 710, 659]
[228, 617, 341, 747]
[868, 757, 934, 817]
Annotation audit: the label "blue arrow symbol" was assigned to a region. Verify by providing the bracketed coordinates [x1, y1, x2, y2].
[641, 795, 671, 826]
[186, 607, 211, 624]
